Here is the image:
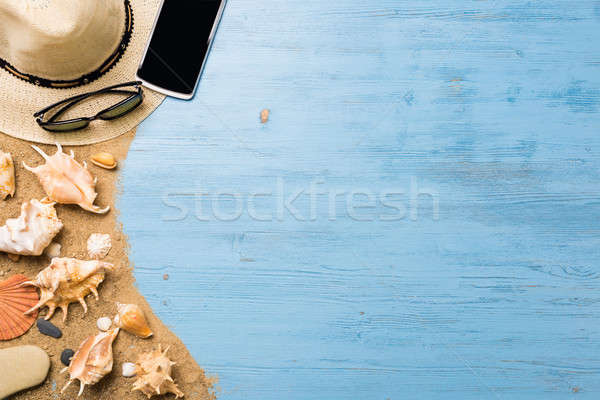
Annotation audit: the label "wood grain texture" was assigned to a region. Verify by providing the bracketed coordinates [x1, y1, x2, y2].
[118, 1, 600, 398]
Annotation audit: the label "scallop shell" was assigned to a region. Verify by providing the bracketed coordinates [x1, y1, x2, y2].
[23, 258, 115, 322]
[0, 151, 15, 200]
[24, 144, 110, 214]
[0, 199, 63, 256]
[132, 345, 184, 399]
[87, 234, 111, 260]
[61, 328, 119, 396]
[114, 303, 153, 338]
[0, 274, 39, 340]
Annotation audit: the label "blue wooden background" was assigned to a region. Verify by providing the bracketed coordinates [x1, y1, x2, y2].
[119, 1, 600, 398]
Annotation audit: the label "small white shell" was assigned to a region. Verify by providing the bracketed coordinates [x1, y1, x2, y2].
[87, 234, 111, 260]
[122, 362, 136, 378]
[97, 317, 112, 332]
[44, 242, 61, 259]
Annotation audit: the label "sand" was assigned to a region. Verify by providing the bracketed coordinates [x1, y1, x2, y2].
[0, 131, 216, 399]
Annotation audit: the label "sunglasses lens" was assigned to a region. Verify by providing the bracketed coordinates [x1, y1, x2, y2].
[34, 83, 144, 131]
[98, 94, 142, 120]
[42, 119, 90, 132]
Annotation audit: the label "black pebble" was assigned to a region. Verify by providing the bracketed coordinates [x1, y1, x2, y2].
[61, 349, 75, 366]
[36, 318, 62, 338]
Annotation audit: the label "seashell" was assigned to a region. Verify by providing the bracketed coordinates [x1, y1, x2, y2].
[0, 199, 63, 256]
[122, 362, 136, 378]
[90, 152, 117, 170]
[132, 345, 184, 399]
[114, 303, 153, 338]
[23, 258, 115, 322]
[96, 317, 112, 332]
[0, 274, 39, 340]
[0, 151, 15, 200]
[87, 233, 111, 260]
[260, 108, 270, 123]
[61, 328, 119, 397]
[23, 144, 110, 214]
[44, 242, 61, 259]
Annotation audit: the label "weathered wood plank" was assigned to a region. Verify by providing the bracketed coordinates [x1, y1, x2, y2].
[120, 0, 600, 398]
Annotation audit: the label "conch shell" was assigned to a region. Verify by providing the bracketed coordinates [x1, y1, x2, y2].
[61, 328, 120, 396]
[24, 143, 110, 214]
[0, 151, 15, 200]
[23, 258, 115, 322]
[132, 345, 184, 399]
[0, 199, 63, 256]
[114, 303, 153, 338]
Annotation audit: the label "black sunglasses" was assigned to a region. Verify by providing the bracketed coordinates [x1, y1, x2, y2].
[34, 81, 144, 132]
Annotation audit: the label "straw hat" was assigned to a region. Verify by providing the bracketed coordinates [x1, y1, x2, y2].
[0, 0, 165, 145]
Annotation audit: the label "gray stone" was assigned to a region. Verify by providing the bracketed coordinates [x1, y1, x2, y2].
[0, 345, 50, 399]
[36, 319, 62, 338]
[61, 349, 75, 366]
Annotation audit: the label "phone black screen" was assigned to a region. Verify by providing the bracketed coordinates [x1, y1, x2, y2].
[137, 0, 222, 96]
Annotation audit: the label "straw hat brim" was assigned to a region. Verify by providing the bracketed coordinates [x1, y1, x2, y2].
[0, 0, 165, 146]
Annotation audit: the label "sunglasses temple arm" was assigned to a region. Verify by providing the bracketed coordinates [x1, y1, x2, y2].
[47, 89, 141, 123]
[34, 92, 91, 117]
[97, 81, 141, 92]
[45, 97, 90, 123]
[33, 81, 141, 118]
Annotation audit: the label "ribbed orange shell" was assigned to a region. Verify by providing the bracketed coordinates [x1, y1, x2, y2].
[0, 274, 39, 340]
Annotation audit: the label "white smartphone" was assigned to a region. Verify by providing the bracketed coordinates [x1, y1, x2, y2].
[136, 0, 226, 100]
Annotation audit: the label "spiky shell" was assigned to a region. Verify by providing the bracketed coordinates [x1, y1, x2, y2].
[114, 303, 153, 338]
[0, 151, 15, 200]
[23, 143, 110, 214]
[132, 345, 184, 398]
[23, 258, 115, 322]
[0, 274, 39, 340]
[0, 199, 63, 256]
[61, 328, 119, 396]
